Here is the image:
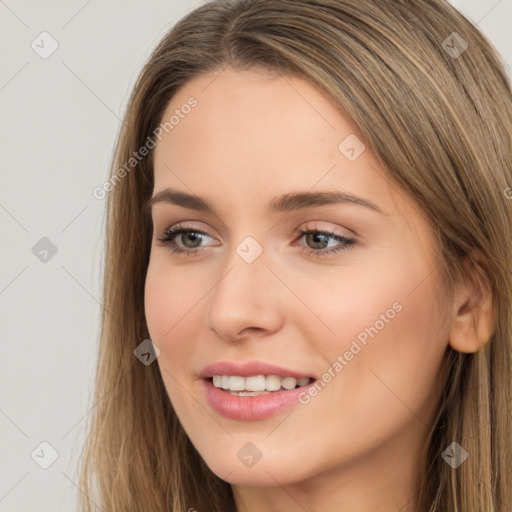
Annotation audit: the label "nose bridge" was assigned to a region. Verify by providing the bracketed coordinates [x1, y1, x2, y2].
[215, 232, 269, 296]
[205, 236, 282, 339]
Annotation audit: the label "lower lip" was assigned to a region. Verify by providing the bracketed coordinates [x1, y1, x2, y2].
[202, 378, 314, 421]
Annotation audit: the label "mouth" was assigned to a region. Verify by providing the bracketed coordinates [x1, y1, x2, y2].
[201, 374, 317, 421]
[207, 375, 316, 396]
[199, 361, 318, 420]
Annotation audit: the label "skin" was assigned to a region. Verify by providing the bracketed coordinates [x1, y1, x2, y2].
[144, 66, 494, 512]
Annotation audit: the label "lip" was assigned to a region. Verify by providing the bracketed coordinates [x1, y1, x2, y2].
[201, 378, 316, 421]
[199, 360, 315, 380]
[199, 360, 316, 421]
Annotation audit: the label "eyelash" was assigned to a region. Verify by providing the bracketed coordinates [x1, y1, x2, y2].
[155, 223, 356, 259]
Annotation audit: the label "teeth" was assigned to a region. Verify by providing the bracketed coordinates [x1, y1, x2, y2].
[227, 390, 270, 396]
[246, 375, 266, 391]
[281, 377, 297, 390]
[266, 375, 281, 391]
[213, 375, 232, 389]
[229, 376, 245, 391]
[211, 374, 312, 392]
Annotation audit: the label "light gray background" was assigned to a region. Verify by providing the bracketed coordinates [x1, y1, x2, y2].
[1, 1, 510, 510]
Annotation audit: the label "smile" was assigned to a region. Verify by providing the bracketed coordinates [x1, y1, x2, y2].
[202, 375, 317, 421]
[211, 374, 314, 395]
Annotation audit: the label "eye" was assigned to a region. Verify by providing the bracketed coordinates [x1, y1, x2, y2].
[294, 228, 355, 258]
[155, 223, 215, 258]
[155, 223, 356, 259]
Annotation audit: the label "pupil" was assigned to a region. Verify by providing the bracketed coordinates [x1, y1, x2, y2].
[184, 233, 201, 248]
[309, 233, 327, 249]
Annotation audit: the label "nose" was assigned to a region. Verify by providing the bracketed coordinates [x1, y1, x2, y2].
[205, 247, 283, 342]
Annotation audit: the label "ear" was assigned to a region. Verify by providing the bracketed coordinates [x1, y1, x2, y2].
[448, 256, 496, 353]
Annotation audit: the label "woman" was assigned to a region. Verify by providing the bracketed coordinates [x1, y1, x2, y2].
[78, 1, 512, 510]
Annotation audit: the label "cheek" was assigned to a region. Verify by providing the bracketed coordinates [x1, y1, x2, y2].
[144, 263, 198, 370]
[313, 238, 448, 361]
[144, 267, 202, 422]
[294, 248, 450, 422]
[308, 272, 449, 437]
[144, 255, 204, 337]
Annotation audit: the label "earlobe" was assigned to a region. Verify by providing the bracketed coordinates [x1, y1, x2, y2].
[448, 258, 496, 354]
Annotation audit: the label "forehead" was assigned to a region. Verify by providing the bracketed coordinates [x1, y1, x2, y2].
[151, 66, 426, 231]
[155, 68, 370, 186]
[158, 67, 356, 159]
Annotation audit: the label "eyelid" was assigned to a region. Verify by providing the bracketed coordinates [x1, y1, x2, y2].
[298, 221, 355, 237]
[155, 220, 215, 238]
[157, 221, 354, 243]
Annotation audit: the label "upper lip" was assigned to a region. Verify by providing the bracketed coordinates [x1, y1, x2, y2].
[199, 360, 315, 379]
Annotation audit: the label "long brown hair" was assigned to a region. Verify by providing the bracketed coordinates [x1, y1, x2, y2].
[77, 1, 512, 510]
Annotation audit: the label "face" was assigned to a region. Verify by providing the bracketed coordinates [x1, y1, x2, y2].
[144, 66, 452, 491]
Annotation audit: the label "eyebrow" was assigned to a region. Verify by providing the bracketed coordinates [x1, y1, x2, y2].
[144, 187, 385, 215]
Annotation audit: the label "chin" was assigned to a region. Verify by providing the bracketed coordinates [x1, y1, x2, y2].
[199, 448, 314, 487]
[214, 464, 299, 486]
